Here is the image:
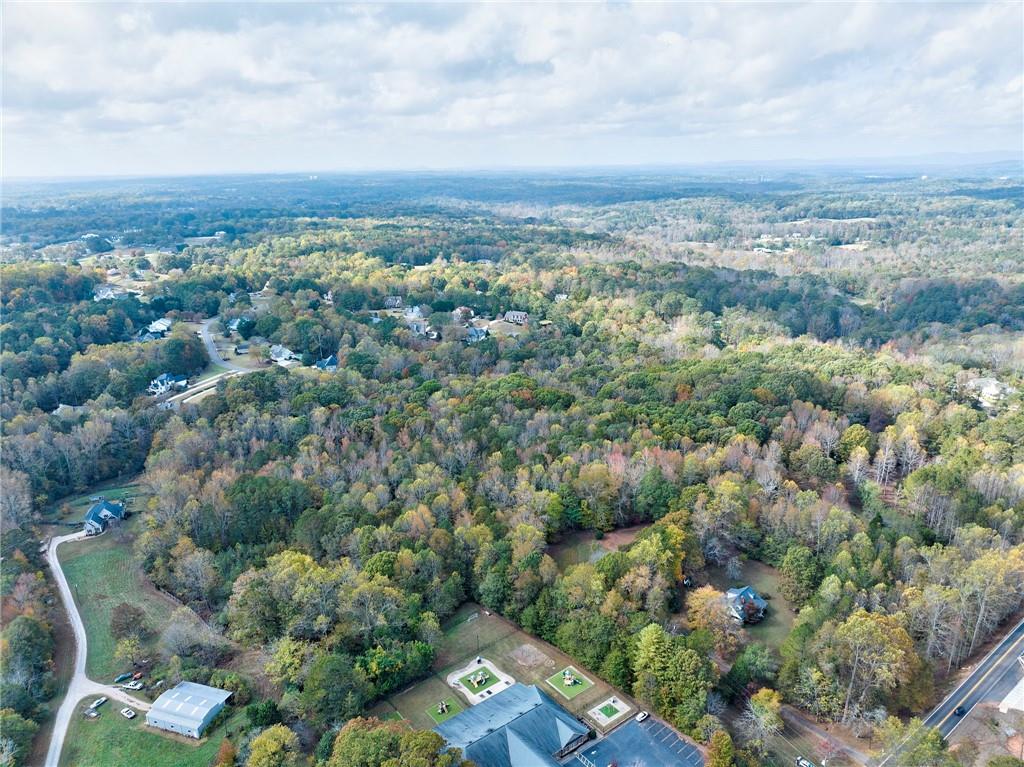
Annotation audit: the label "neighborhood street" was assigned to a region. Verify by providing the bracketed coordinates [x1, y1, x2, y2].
[44, 532, 151, 767]
[199, 317, 249, 373]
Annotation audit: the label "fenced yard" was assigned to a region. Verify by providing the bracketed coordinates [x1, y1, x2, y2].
[387, 603, 623, 732]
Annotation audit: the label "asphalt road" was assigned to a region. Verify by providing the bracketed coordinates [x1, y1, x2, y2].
[879, 615, 1024, 766]
[199, 317, 248, 373]
[45, 532, 151, 767]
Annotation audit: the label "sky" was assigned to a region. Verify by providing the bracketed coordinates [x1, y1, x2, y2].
[3, 2, 1022, 178]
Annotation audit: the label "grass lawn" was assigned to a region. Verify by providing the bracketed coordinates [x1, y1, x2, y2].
[425, 696, 464, 725]
[545, 666, 594, 700]
[458, 668, 501, 694]
[59, 526, 202, 680]
[599, 702, 621, 718]
[59, 700, 246, 767]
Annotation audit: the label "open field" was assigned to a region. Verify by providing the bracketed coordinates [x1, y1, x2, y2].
[707, 559, 795, 650]
[545, 666, 594, 700]
[59, 524, 201, 680]
[59, 698, 246, 767]
[387, 603, 622, 731]
[549, 524, 649, 570]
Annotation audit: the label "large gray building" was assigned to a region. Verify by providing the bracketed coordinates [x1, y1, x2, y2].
[146, 681, 232, 738]
[434, 683, 589, 767]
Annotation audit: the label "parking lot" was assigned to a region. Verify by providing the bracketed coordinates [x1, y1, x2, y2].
[573, 717, 704, 767]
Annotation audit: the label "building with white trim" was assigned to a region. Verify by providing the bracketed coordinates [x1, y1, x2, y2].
[146, 681, 231, 738]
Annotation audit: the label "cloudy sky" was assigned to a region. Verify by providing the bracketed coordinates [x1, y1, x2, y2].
[4, 2, 1022, 178]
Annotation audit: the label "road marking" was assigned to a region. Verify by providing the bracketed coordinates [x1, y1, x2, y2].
[938, 628, 1024, 736]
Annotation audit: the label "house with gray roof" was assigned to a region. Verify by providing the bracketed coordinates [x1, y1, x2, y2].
[726, 586, 768, 624]
[83, 500, 126, 535]
[146, 681, 232, 738]
[434, 683, 589, 767]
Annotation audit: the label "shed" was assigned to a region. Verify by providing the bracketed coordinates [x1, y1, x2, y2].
[146, 681, 232, 738]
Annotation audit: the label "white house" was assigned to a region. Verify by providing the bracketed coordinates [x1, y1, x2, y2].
[147, 317, 173, 335]
[146, 681, 232, 739]
[966, 377, 1017, 409]
[94, 284, 129, 302]
[404, 305, 424, 321]
[504, 310, 529, 325]
[269, 345, 297, 364]
[148, 373, 188, 396]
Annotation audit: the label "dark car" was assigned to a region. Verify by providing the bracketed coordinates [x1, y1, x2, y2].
[954, 706, 967, 716]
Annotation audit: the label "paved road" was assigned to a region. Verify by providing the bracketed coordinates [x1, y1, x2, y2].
[45, 532, 151, 767]
[199, 317, 248, 373]
[878, 615, 1024, 765]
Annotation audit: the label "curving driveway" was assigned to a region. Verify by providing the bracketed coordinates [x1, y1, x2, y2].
[45, 532, 152, 767]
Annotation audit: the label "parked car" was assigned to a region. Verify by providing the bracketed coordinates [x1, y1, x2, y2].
[89, 697, 108, 710]
[121, 681, 144, 691]
[113, 673, 132, 683]
[120, 708, 136, 719]
[635, 711, 649, 722]
[796, 758, 817, 767]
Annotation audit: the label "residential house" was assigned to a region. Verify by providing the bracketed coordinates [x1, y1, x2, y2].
[83, 499, 126, 535]
[383, 295, 404, 309]
[234, 343, 250, 355]
[147, 373, 188, 396]
[51, 403, 90, 419]
[466, 326, 489, 344]
[269, 345, 297, 365]
[408, 319, 429, 336]
[503, 310, 529, 325]
[93, 284, 129, 302]
[147, 317, 173, 335]
[146, 681, 232, 739]
[404, 305, 424, 321]
[966, 377, 1017, 410]
[452, 306, 474, 323]
[434, 684, 589, 767]
[554, 293, 569, 303]
[322, 290, 334, 306]
[726, 586, 768, 624]
[315, 354, 339, 372]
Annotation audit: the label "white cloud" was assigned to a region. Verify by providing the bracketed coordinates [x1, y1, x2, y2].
[3, 1, 1021, 176]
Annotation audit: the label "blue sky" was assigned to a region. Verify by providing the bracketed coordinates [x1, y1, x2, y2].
[4, 2, 1022, 177]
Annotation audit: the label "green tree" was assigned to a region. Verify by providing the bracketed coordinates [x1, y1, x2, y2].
[706, 729, 736, 767]
[779, 545, 820, 606]
[245, 724, 302, 767]
[0, 708, 38, 767]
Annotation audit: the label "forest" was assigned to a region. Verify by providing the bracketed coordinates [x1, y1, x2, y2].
[1, 170, 1022, 767]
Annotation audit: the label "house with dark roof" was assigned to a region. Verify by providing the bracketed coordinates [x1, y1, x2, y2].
[503, 310, 529, 325]
[315, 354, 338, 372]
[434, 683, 589, 767]
[383, 295, 404, 309]
[726, 586, 768, 624]
[84, 500, 126, 535]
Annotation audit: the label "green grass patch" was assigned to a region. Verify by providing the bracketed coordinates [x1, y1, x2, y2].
[706, 559, 795, 651]
[60, 701, 246, 767]
[599, 702, 621, 718]
[545, 666, 593, 700]
[59, 531, 199, 680]
[425, 696, 464, 725]
[458, 668, 501, 694]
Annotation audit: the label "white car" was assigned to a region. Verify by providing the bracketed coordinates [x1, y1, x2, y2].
[120, 707, 136, 719]
[89, 697, 108, 710]
[795, 758, 817, 767]
[121, 681, 144, 691]
[635, 711, 649, 722]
